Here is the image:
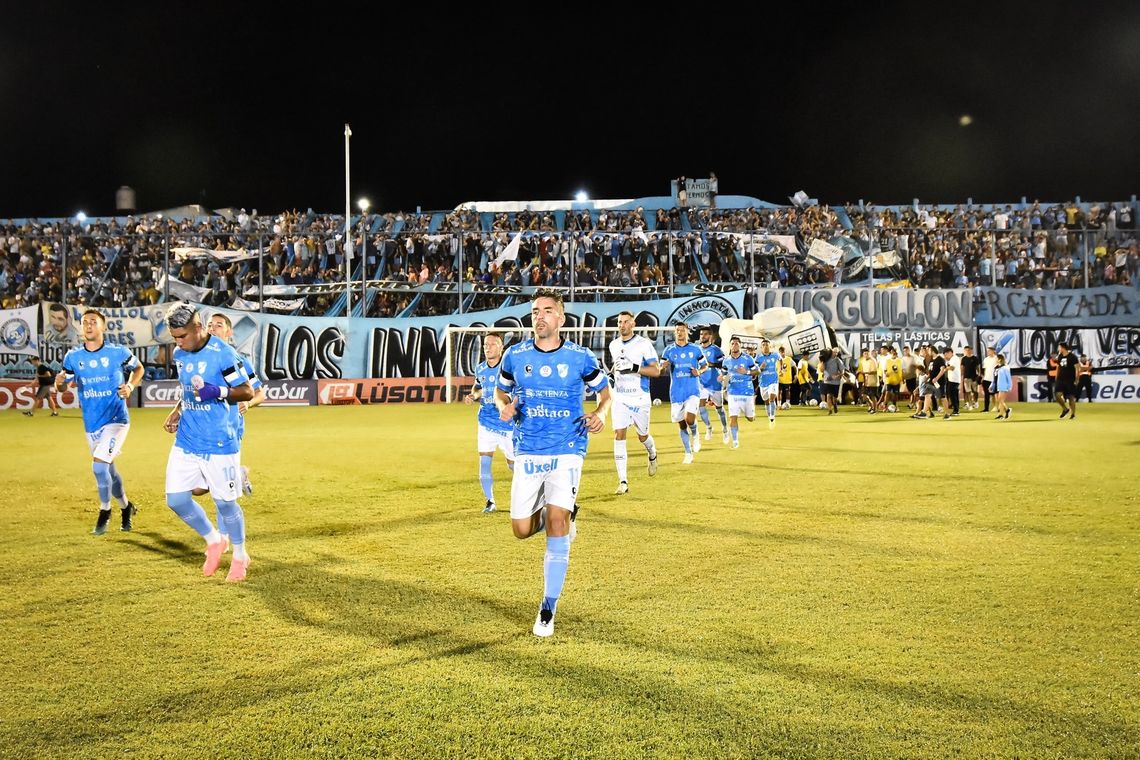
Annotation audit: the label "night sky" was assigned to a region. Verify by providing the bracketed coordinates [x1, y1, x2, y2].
[3, 3, 1138, 218]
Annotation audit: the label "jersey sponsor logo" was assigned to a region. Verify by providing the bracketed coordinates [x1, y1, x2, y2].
[525, 404, 572, 419]
[539, 365, 552, 377]
[78, 360, 85, 369]
[524, 364, 533, 377]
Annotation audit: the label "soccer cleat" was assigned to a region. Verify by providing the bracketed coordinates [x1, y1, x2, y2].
[120, 502, 137, 532]
[994, 414, 1004, 420]
[21, 411, 32, 417]
[682, 453, 694, 465]
[483, 500, 497, 513]
[732, 440, 740, 449]
[943, 414, 951, 420]
[225, 557, 250, 582]
[51, 411, 58, 417]
[692, 435, 701, 453]
[615, 481, 628, 495]
[704, 429, 711, 441]
[569, 503, 578, 543]
[1059, 409, 1069, 419]
[92, 509, 111, 536]
[722, 431, 730, 444]
[1070, 413, 1077, 420]
[647, 455, 658, 477]
[203, 538, 229, 577]
[241, 465, 253, 496]
[1005, 409, 1012, 419]
[533, 608, 554, 637]
[912, 413, 928, 419]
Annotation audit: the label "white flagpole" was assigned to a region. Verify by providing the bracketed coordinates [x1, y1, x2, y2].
[344, 123, 353, 318]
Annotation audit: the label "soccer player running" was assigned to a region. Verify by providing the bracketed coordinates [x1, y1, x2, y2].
[720, 337, 758, 448]
[465, 332, 515, 512]
[607, 311, 661, 495]
[208, 313, 265, 494]
[754, 339, 780, 426]
[777, 346, 794, 410]
[660, 322, 707, 464]
[495, 290, 611, 638]
[1054, 341, 1079, 420]
[55, 310, 144, 534]
[23, 356, 60, 417]
[162, 303, 256, 582]
[696, 326, 729, 444]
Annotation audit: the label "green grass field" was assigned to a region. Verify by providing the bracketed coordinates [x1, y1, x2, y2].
[1, 401, 1137, 758]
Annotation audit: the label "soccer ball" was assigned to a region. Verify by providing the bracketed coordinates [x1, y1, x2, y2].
[887, 404, 897, 413]
[807, 399, 819, 407]
[781, 401, 791, 410]
[652, 398, 662, 407]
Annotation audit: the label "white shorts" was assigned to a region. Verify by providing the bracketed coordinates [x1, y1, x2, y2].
[477, 424, 515, 459]
[670, 396, 700, 422]
[166, 446, 242, 502]
[727, 395, 756, 419]
[87, 423, 130, 462]
[698, 386, 723, 407]
[612, 398, 650, 436]
[759, 382, 779, 399]
[510, 454, 582, 519]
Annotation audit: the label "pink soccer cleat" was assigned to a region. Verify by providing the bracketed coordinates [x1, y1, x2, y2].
[225, 557, 250, 583]
[203, 538, 228, 577]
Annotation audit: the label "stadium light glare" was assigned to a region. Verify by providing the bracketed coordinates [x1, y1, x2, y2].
[357, 197, 371, 212]
[76, 211, 87, 223]
[575, 190, 589, 203]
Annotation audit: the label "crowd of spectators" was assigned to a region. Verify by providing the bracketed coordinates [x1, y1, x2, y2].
[3, 199, 1137, 319]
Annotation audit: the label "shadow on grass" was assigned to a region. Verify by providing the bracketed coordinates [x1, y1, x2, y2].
[119, 531, 198, 565]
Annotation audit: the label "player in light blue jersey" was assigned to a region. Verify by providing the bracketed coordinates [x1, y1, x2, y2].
[660, 323, 707, 464]
[720, 337, 758, 449]
[207, 313, 265, 496]
[495, 290, 611, 638]
[56, 310, 145, 535]
[465, 332, 514, 513]
[755, 339, 781, 426]
[697, 326, 729, 444]
[162, 303, 255, 582]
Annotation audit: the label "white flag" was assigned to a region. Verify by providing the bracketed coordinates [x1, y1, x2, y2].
[492, 233, 522, 268]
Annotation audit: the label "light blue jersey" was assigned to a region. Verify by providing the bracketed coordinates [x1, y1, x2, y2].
[232, 353, 263, 440]
[662, 342, 707, 403]
[995, 365, 1012, 393]
[497, 338, 608, 456]
[755, 350, 780, 386]
[173, 335, 250, 455]
[722, 353, 758, 396]
[62, 342, 140, 433]
[699, 343, 725, 391]
[474, 359, 513, 433]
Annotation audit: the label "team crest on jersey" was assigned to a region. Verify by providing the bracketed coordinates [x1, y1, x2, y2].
[198, 361, 208, 374]
[539, 365, 552, 377]
[78, 360, 85, 369]
[100, 357, 109, 368]
[524, 364, 533, 377]
[557, 363, 569, 378]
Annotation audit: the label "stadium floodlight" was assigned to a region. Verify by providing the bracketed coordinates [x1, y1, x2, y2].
[358, 197, 371, 212]
[575, 190, 589, 203]
[76, 211, 87, 223]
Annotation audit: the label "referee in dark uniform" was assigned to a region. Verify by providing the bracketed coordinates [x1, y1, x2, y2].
[1054, 342, 1079, 420]
[23, 356, 60, 417]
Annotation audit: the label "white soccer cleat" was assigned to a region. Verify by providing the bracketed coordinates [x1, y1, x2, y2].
[614, 481, 628, 495]
[533, 609, 554, 637]
[647, 456, 658, 477]
[769, 419, 775, 429]
[692, 435, 701, 453]
[682, 453, 694, 465]
[704, 429, 711, 441]
[722, 431, 730, 444]
[732, 440, 740, 449]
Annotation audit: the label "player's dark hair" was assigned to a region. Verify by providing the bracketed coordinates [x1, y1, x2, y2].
[531, 288, 563, 305]
[483, 331, 503, 342]
[82, 309, 106, 324]
[618, 310, 635, 320]
[49, 303, 68, 315]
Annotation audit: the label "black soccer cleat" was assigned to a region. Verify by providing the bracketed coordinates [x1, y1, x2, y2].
[1059, 409, 1069, 419]
[121, 502, 137, 532]
[93, 509, 111, 536]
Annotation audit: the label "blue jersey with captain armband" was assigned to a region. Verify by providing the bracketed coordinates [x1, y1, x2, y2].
[662, 342, 706, 403]
[722, 353, 758, 396]
[474, 360, 513, 433]
[699, 342, 725, 391]
[496, 338, 608, 456]
[62, 342, 140, 433]
[755, 350, 780, 386]
[174, 335, 250, 455]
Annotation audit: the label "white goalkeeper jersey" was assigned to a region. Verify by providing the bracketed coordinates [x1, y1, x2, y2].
[608, 334, 658, 407]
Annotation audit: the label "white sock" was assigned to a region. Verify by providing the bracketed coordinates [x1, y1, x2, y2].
[614, 440, 628, 482]
[232, 543, 250, 561]
[642, 435, 657, 459]
[205, 529, 223, 545]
